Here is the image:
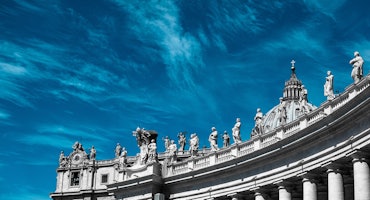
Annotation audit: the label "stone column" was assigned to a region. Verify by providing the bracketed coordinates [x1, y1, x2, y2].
[227, 193, 243, 200]
[252, 187, 267, 200]
[274, 180, 292, 200]
[300, 174, 317, 200]
[255, 192, 266, 200]
[323, 162, 344, 200]
[352, 155, 370, 200]
[154, 193, 165, 200]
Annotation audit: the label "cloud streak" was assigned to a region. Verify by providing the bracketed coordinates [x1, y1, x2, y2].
[113, 0, 205, 90]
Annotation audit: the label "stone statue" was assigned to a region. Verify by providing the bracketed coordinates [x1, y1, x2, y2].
[133, 127, 151, 147]
[349, 51, 364, 84]
[147, 139, 158, 163]
[132, 127, 152, 165]
[324, 71, 334, 100]
[72, 141, 84, 152]
[163, 136, 170, 152]
[139, 143, 148, 165]
[177, 132, 186, 153]
[223, 131, 230, 148]
[119, 147, 127, 166]
[278, 97, 287, 125]
[115, 143, 122, 158]
[59, 151, 68, 167]
[189, 133, 199, 157]
[232, 118, 242, 143]
[299, 85, 310, 114]
[89, 146, 96, 160]
[252, 108, 264, 136]
[168, 140, 177, 163]
[209, 127, 219, 151]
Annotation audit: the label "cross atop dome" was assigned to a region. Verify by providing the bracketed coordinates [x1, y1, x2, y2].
[291, 60, 296, 71]
[283, 59, 302, 101]
[291, 60, 295, 67]
[290, 59, 297, 78]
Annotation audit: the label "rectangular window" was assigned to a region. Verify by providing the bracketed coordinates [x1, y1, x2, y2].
[101, 174, 108, 183]
[101, 174, 108, 184]
[70, 171, 80, 186]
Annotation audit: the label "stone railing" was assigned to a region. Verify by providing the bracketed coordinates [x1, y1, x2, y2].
[164, 75, 370, 178]
[216, 148, 233, 163]
[237, 141, 254, 156]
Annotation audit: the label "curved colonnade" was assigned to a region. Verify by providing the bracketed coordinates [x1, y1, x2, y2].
[108, 75, 370, 200]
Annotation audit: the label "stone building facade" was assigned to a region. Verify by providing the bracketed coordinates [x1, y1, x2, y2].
[51, 62, 370, 200]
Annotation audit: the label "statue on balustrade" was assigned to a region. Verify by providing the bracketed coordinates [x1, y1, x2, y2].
[147, 139, 158, 163]
[115, 143, 122, 158]
[349, 51, 364, 84]
[324, 70, 335, 100]
[132, 127, 152, 165]
[72, 141, 84, 152]
[278, 97, 287, 125]
[59, 151, 68, 167]
[168, 140, 177, 163]
[223, 131, 230, 148]
[89, 146, 96, 160]
[119, 147, 127, 167]
[232, 118, 242, 143]
[252, 108, 264, 136]
[163, 136, 170, 152]
[189, 133, 199, 157]
[299, 85, 310, 114]
[177, 132, 186, 153]
[209, 127, 219, 151]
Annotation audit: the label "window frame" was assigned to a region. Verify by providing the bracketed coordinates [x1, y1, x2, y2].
[101, 174, 108, 184]
[70, 171, 80, 187]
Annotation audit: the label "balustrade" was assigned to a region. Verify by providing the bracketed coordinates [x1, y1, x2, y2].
[172, 162, 189, 175]
[163, 75, 370, 178]
[237, 141, 254, 156]
[216, 149, 233, 163]
[194, 157, 210, 169]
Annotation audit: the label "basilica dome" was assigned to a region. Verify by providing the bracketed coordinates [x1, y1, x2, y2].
[259, 61, 317, 134]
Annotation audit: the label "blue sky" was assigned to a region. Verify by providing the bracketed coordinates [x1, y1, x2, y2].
[1, 0, 370, 199]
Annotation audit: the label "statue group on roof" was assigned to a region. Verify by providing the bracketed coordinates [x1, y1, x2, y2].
[132, 127, 157, 165]
[58, 51, 367, 168]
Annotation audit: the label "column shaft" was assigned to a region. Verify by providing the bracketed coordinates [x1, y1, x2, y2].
[278, 185, 292, 200]
[327, 169, 344, 200]
[353, 158, 370, 200]
[255, 192, 266, 200]
[303, 178, 317, 200]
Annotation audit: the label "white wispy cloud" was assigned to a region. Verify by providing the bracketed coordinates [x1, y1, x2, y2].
[0, 185, 50, 200]
[261, 29, 326, 62]
[303, 0, 347, 18]
[0, 63, 27, 75]
[16, 124, 112, 151]
[0, 109, 10, 120]
[341, 38, 370, 64]
[113, 0, 205, 90]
